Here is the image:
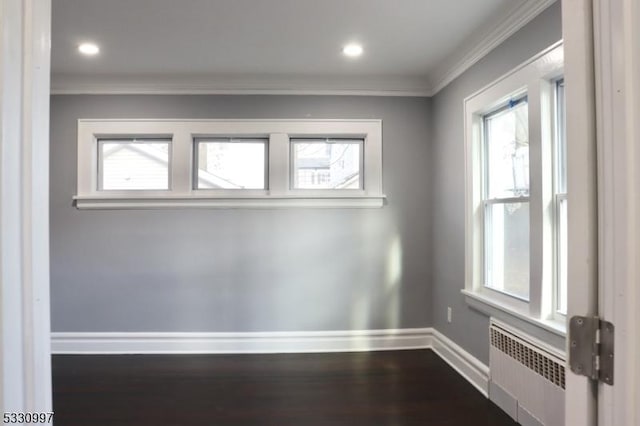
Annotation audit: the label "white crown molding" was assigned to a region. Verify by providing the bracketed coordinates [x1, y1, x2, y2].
[50, 73, 432, 97]
[427, 0, 558, 95]
[50, 1, 555, 97]
[51, 328, 433, 354]
[431, 330, 490, 397]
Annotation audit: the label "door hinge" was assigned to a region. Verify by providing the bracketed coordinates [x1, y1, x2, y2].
[569, 316, 614, 385]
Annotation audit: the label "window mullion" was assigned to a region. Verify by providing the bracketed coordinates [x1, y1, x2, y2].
[528, 78, 548, 319]
[268, 133, 289, 196]
[171, 129, 192, 194]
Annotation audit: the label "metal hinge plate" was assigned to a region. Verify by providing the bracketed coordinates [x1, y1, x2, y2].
[569, 316, 614, 385]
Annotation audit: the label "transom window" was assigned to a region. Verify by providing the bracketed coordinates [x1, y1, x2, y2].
[194, 138, 267, 190]
[291, 138, 363, 190]
[75, 119, 384, 209]
[98, 139, 171, 191]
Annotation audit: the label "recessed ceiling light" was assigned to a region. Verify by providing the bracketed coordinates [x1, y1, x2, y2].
[78, 43, 100, 56]
[342, 43, 363, 58]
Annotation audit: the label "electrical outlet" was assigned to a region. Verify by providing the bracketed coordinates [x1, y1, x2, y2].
[447, 307, 452, 323]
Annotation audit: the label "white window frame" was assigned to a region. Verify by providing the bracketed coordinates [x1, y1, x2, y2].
[552, 78, 567, 319]
[463, 42, 565, 334]
[481, 96, 531, 302]
[75, 119, 384, 209]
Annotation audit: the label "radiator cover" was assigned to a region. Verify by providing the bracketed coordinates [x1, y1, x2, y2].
[489, 319, 565, 426]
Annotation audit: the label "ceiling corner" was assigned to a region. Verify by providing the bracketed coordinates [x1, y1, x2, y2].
[426, 0, 558, 96]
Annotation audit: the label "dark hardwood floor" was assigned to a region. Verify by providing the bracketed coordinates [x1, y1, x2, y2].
[52, 349, 516, 426]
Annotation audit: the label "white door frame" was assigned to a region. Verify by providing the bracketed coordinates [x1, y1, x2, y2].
[564, 0, 640, 425]
[0, 0, 52, 414]
[562, 0, 599, 424]
[593, 0, 640, 425]
[1, 0, 637, 424]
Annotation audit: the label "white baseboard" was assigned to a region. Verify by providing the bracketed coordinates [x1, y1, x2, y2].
[51, 327, 489, 399]
[51, 328, 433, 355]
[431, 330, 490, 397]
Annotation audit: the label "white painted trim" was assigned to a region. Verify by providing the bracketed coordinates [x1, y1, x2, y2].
[561, 1, 599, 425]
[427, 0, 557, 95]
[51, 328, 433, 354]
[51, 74, 432, 97]
[0, 0, 52, 413]
[431, 330, 490, 397]
[593, 0, 640, 425]
[463, 41, 564, 107]
[74, 195, 386, 210]
[76, 119, 384, 208]
[463, 290, 566, 337]
[50, 328, 492, 400]
[52, 87, 432, 98]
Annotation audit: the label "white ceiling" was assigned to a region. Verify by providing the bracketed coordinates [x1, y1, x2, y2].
[51, 0, 554, 95]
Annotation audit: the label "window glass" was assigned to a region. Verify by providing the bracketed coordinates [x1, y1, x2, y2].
[485, 202, 531, 300]
[291, 139, 362, 189]
[195, 139, 267, 189]
[485, 98, 530, 199]
[99, 139, 170, 190]
[483, 98, 530, 301]
[556, 81, 567, 193]
[557, 198, 568, 313]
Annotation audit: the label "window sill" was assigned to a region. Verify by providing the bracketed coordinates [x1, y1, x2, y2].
[73, 194, 387, 210]
[461, 289, 566, 337]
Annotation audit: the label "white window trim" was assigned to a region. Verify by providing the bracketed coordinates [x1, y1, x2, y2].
[551, 78, 567, 320]
[75, 119, 385, 209]
[463, 42, 565, 333]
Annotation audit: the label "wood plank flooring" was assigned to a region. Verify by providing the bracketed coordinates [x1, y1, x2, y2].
[52, 349, 517, 426]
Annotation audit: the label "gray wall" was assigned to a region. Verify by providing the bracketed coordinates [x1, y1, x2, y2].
[50, 95, 433, 332]
[50, 3, 563, 355]
[430, 2, 563, 364]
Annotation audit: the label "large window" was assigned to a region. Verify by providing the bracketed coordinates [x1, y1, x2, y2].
[75, 120, 383, 209]
[464, 42, 564, 332]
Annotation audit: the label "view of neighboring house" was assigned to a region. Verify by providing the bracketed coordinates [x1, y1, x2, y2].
[292, 139, 362, 189]
[101, 138, 362, 191]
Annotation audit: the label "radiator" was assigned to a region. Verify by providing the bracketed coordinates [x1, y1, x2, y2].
[489, 319, 565, 426]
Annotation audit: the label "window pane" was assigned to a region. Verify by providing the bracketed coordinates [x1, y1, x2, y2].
[485, 99, 529, 198]
[555, 80, 568, 315]
[196, 139, 266, 189]
[557, 198, 568, 314]
[485, 202, 530, 300]
[556, 80, 567, 193]
[99, 139, 170, 190]
[291, 139, 362, 189]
